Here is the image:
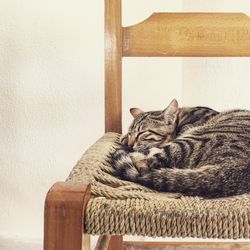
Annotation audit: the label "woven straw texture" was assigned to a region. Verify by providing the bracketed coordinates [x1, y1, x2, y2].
[67, 133, 250, 239]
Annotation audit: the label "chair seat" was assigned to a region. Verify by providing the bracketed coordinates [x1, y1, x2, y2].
[67, 133, 250, 239]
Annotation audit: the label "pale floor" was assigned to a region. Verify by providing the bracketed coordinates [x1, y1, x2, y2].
[0, 236, 98, 250]
[0, 238, 42, 250]
[1, 236, 249, 250]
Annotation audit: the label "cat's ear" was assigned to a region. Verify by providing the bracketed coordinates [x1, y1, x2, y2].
[130, 108, 144, 118]
[163, 99, 179, 121]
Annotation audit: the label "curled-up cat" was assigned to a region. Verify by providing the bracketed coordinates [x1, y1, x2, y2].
[112, 99, 250, 198]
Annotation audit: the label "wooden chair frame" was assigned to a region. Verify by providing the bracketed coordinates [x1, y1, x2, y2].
[44, 0, 250, 249]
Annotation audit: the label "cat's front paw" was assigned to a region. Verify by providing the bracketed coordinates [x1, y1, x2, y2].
[146, 148, 166, 169]
[129, 148, 165, 174]
[112, 149, 140, 182]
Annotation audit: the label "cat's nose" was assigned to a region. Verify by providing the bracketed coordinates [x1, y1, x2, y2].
[128, 138, 135, 147]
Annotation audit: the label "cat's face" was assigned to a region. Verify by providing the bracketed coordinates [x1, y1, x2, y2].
[122, 99, 179, 150]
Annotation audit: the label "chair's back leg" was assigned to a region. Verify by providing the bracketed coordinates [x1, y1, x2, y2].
[105, 0, 122, 133]
[95, 236, 123, 250]
[107, 236, 123, 250]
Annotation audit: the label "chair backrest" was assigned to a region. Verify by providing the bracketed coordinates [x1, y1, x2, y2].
[105, 0, 250, 133]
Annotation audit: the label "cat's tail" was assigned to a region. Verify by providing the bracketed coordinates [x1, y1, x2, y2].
[112, 149, 141, 182]
[138, 164, 250, 198]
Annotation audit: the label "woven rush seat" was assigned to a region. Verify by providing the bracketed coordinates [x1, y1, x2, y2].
[66, 133, 250, 239]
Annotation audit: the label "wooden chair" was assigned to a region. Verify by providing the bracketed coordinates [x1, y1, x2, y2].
[44, 0, 250, 249]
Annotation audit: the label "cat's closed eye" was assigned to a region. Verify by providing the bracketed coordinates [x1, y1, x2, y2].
[120, 134, 128, 144]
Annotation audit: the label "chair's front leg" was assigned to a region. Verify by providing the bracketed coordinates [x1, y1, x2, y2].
[44, 182, 91, 250]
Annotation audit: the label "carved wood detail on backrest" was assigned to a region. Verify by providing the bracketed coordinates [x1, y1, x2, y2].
[123, 13, 250, 57]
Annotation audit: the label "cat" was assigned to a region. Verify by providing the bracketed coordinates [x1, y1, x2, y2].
[112, 99, 250, 198]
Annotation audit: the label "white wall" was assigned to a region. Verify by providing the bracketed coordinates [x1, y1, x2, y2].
[1, 0, 250, 246]
[182, 0, 250, 110]
[0, 0, 105, 240]
[122, 0, 183, 131]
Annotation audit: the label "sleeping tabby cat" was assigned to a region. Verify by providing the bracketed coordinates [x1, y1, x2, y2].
[112, 99, 250, 198]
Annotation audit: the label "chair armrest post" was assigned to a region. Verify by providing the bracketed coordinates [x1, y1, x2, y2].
[44, 182, 91, 250]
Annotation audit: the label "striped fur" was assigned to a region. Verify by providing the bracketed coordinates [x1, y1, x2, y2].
[112, 100, 250, 198]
